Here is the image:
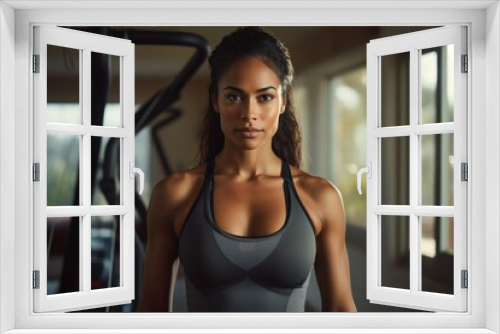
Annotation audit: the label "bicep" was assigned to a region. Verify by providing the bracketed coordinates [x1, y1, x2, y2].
[314, 185, 357, 312]
[136, 182, 179, 312]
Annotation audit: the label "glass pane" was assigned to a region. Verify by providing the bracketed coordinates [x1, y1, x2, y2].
[381, 215, 410, 290]
[381, 52, 410, 127]
[47, 45, 80, 124]
[381, 136, 410, 205]
[421, 45, 454, 124]
[91, 136, 121, 205]
[421, 133, 454, 206]
[91, 216, 121, 290]
[91, 52, 121, 128]
[421, 216, 454, 294]
[47, 133, 80, 206]
[47, 216, 81, 295]
[329, 66, 367, 229]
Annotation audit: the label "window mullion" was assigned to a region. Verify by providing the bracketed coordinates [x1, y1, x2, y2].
[82, 47, 91, 295]
[122, 49, 135, 293]
[365, 46, 379, 298]
[409, 48, 420, 294]
[45, 123, 130, 137]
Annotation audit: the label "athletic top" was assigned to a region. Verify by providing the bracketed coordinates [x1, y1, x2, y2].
[178, 158, 317, 312]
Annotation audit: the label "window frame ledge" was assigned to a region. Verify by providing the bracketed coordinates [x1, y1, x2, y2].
[2, 329, 499, 334]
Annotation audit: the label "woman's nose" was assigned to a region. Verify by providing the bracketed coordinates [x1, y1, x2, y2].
[240, 100, 258, 120]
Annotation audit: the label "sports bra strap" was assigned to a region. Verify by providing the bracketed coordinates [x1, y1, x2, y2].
[203, 158, 215, 193]
[281, 159, 294, 184]
[205, 158, 215, 178]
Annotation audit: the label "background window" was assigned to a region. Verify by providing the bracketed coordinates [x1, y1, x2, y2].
[328, 66, 367, 229]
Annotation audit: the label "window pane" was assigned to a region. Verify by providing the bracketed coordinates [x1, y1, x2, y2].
[381, 52, 410, 127]
[91, 216, 121, 290]
[421, 216, 454, 294]
[381, 215, 410, 290]
[47, 133, 80, 206]
[47, 216, 81, 295]
[91, 52, 121, 128]
[91, 136, 121, 206]
[47, 45, 80, 124]
[381, 136, 410, 205]
[329, 66, 367, 229]
[421, 45, 454, 124]
[421, 133, 454, 206]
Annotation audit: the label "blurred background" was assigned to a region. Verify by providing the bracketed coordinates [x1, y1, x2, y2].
[45, 26, 455, 312]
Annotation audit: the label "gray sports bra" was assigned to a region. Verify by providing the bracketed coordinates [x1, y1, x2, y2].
[178, 158, 317, 312]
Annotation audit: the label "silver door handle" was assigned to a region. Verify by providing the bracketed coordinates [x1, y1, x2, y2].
[129, 161, 144, 195]
[357, 162, 371, 195]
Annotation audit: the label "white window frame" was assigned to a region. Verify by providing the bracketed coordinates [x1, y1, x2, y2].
[33, 25, 136, 313]
[0, 1, 498, 333]
[366, 26, 467, 312]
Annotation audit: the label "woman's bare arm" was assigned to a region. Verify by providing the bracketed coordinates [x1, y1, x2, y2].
[313, 181, 357, 312]
[136, 178, 180, 312]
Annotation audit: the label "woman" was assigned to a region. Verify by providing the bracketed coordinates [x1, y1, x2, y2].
[137, 27, 357, 312]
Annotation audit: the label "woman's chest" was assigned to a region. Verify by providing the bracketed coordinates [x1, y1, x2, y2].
[211, 178, 287, 238]
[178, 178, 317, 291]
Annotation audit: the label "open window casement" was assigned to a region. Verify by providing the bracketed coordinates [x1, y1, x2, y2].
[362, 26, 467, 312]
[33, 26, 139, 312]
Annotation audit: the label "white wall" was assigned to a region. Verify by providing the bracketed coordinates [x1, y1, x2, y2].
[0, 2, 16, 333]
[485, 2, 500, 333]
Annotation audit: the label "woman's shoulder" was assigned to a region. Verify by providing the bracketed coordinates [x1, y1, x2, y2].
[289, 165, 343, 202]
[288, 165, 344, 234]
[147, 164, 208, 237]
[151, 163, 207, 206]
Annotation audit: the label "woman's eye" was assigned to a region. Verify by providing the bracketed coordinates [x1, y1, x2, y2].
[259, 94, 273, 102]
[226, 94, 242, 102]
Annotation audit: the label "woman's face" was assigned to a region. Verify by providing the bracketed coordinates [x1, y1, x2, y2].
[213, 56, 286, 151]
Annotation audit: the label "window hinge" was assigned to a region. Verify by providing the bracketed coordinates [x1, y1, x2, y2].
[33, 163, 40, 182]
[461, 54, 468, 73]
[461, 270, 468, 289]
[33, 270, 40, 289]
[33, 54, 40, 73]
[461, 162, 468, 181]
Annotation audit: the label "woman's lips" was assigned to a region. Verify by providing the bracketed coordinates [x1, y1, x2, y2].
[236, 128, 263, 138]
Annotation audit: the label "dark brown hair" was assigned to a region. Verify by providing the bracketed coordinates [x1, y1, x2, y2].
[197, 27, 302, 167]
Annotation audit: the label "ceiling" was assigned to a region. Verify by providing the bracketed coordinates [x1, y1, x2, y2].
[51, 26, 380, 79]
[128, 26, 331, 78]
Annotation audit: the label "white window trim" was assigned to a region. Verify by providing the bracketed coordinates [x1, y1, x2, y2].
[0, 1, 498, 333]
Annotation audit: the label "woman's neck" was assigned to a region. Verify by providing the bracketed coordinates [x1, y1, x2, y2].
[214, 147, 281, 179]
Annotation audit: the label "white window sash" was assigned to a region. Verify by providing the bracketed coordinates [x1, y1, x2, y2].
[366, 25, 467, 312]
[32, 25, 136, 313]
